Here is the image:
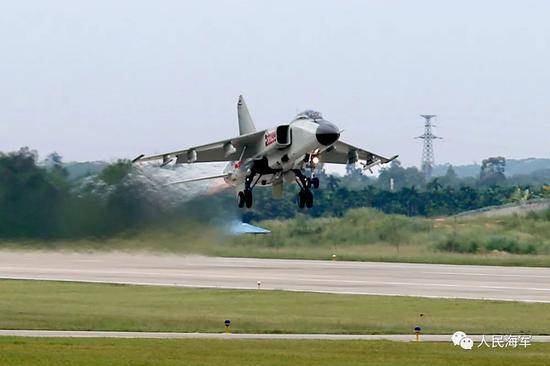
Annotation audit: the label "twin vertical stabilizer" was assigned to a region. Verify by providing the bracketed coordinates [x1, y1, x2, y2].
[237, 95, 256, 135]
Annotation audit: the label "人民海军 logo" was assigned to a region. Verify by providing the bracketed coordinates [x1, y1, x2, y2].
[451, 331, 473, 350]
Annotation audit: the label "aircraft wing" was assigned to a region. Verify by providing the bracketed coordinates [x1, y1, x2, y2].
[320, 140, 398, 166]
[134, 129, 266, 165]
[165, 173, 230, 186]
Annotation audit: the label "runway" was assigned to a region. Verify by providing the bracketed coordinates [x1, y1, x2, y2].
[0, 251, 550, 303]
[1, 330, 549, 342]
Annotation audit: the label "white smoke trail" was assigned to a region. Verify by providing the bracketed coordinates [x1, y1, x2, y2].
[130, 162, 230, 209]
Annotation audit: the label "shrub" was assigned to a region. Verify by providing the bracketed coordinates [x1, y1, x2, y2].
[435, 235, 480, 254]
[485, 236, 537, 255]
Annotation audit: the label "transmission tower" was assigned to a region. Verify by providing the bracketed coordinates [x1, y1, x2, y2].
[415, 114, 442, 178]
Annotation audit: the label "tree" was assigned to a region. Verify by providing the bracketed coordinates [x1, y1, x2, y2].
[438, 165, 459, 187]
[378, 160, 425, 191]
[342, 163, 372, 190]
[426, 178, 443, 192]
[98, 160, 132, 185]
[480, 157, 506, 186]
[345, 163, 363, 178]
[0, 148, 64, 237]
[326, 175, 340, 190]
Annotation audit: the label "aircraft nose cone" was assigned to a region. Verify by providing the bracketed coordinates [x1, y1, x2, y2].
[316, 121, 340, 145]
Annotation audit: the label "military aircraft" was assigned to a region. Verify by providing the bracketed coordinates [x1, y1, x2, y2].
[133, 96, 397, 208]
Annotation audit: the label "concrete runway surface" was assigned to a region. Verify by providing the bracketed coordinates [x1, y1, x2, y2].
[0, 251, 549, 302]
[1, 330, 549, 342]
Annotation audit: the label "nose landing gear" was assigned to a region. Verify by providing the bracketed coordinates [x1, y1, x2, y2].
[294, 170, 317, 209]
[298, 189, 313, 208]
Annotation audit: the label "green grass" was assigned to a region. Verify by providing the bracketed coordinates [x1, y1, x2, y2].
[1, 280, 550, 335]
[4, 208, 550, 267]
[231, 208, 550, 266]
[0, 337, 548, 366]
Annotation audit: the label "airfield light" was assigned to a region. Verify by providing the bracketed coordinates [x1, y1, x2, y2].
[224, 319, 231, 334]
[257, 280, 261, 289]
[414, 326, 422, 341]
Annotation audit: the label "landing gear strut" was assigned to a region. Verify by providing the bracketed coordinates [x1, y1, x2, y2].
[237, 170, 259, 209]
[310, 176, 320, 189]
[294, 170, 314, 209]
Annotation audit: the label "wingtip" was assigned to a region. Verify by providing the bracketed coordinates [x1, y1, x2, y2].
[131, 154, 145, 164]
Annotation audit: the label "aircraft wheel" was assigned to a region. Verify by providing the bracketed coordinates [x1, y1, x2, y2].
[305, 190, 314, 208]
[244, 189, 253, 208]
[311, 177, 320, 189]
[237, 191, 245, 208]
[297, 191, 306, 208]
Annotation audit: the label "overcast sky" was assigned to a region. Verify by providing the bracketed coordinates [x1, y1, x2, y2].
[1, 0, 549, 167]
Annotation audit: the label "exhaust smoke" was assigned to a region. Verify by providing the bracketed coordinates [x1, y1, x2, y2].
[130, 163, 229, 209]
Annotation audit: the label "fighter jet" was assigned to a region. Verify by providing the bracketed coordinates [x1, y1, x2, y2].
[133, 96, 397, 209]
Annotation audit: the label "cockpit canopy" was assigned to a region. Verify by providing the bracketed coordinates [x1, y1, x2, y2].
[295, 110, 323, 121]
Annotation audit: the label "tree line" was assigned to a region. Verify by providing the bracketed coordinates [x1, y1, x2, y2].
[0, 148, 162, 238]
[0, 148, 548, 239]
[243, 159, 549, 221]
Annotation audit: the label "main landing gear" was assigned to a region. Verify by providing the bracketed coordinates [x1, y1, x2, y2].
[237, 170, 258, 209]
[237, 189, 253, 208]
[236, 169, 320, 209]
[294, 170, 319, 209]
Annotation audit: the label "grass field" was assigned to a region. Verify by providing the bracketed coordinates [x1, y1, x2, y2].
[231, 208, 550, 266]
[1, 280, 549, 335]
[0, 337, 548, 366]
[4, 208, 550, 267]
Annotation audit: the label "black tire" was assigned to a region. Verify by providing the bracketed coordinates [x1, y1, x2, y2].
[311, 177, 320, 189]
[305, 190, 313, 208]
[237, 191, 245, 208]
[244, 189, 253, 208]
[297, 191, 306, 208]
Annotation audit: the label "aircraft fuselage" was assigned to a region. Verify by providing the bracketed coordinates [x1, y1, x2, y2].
[223, 116, 340, 190]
